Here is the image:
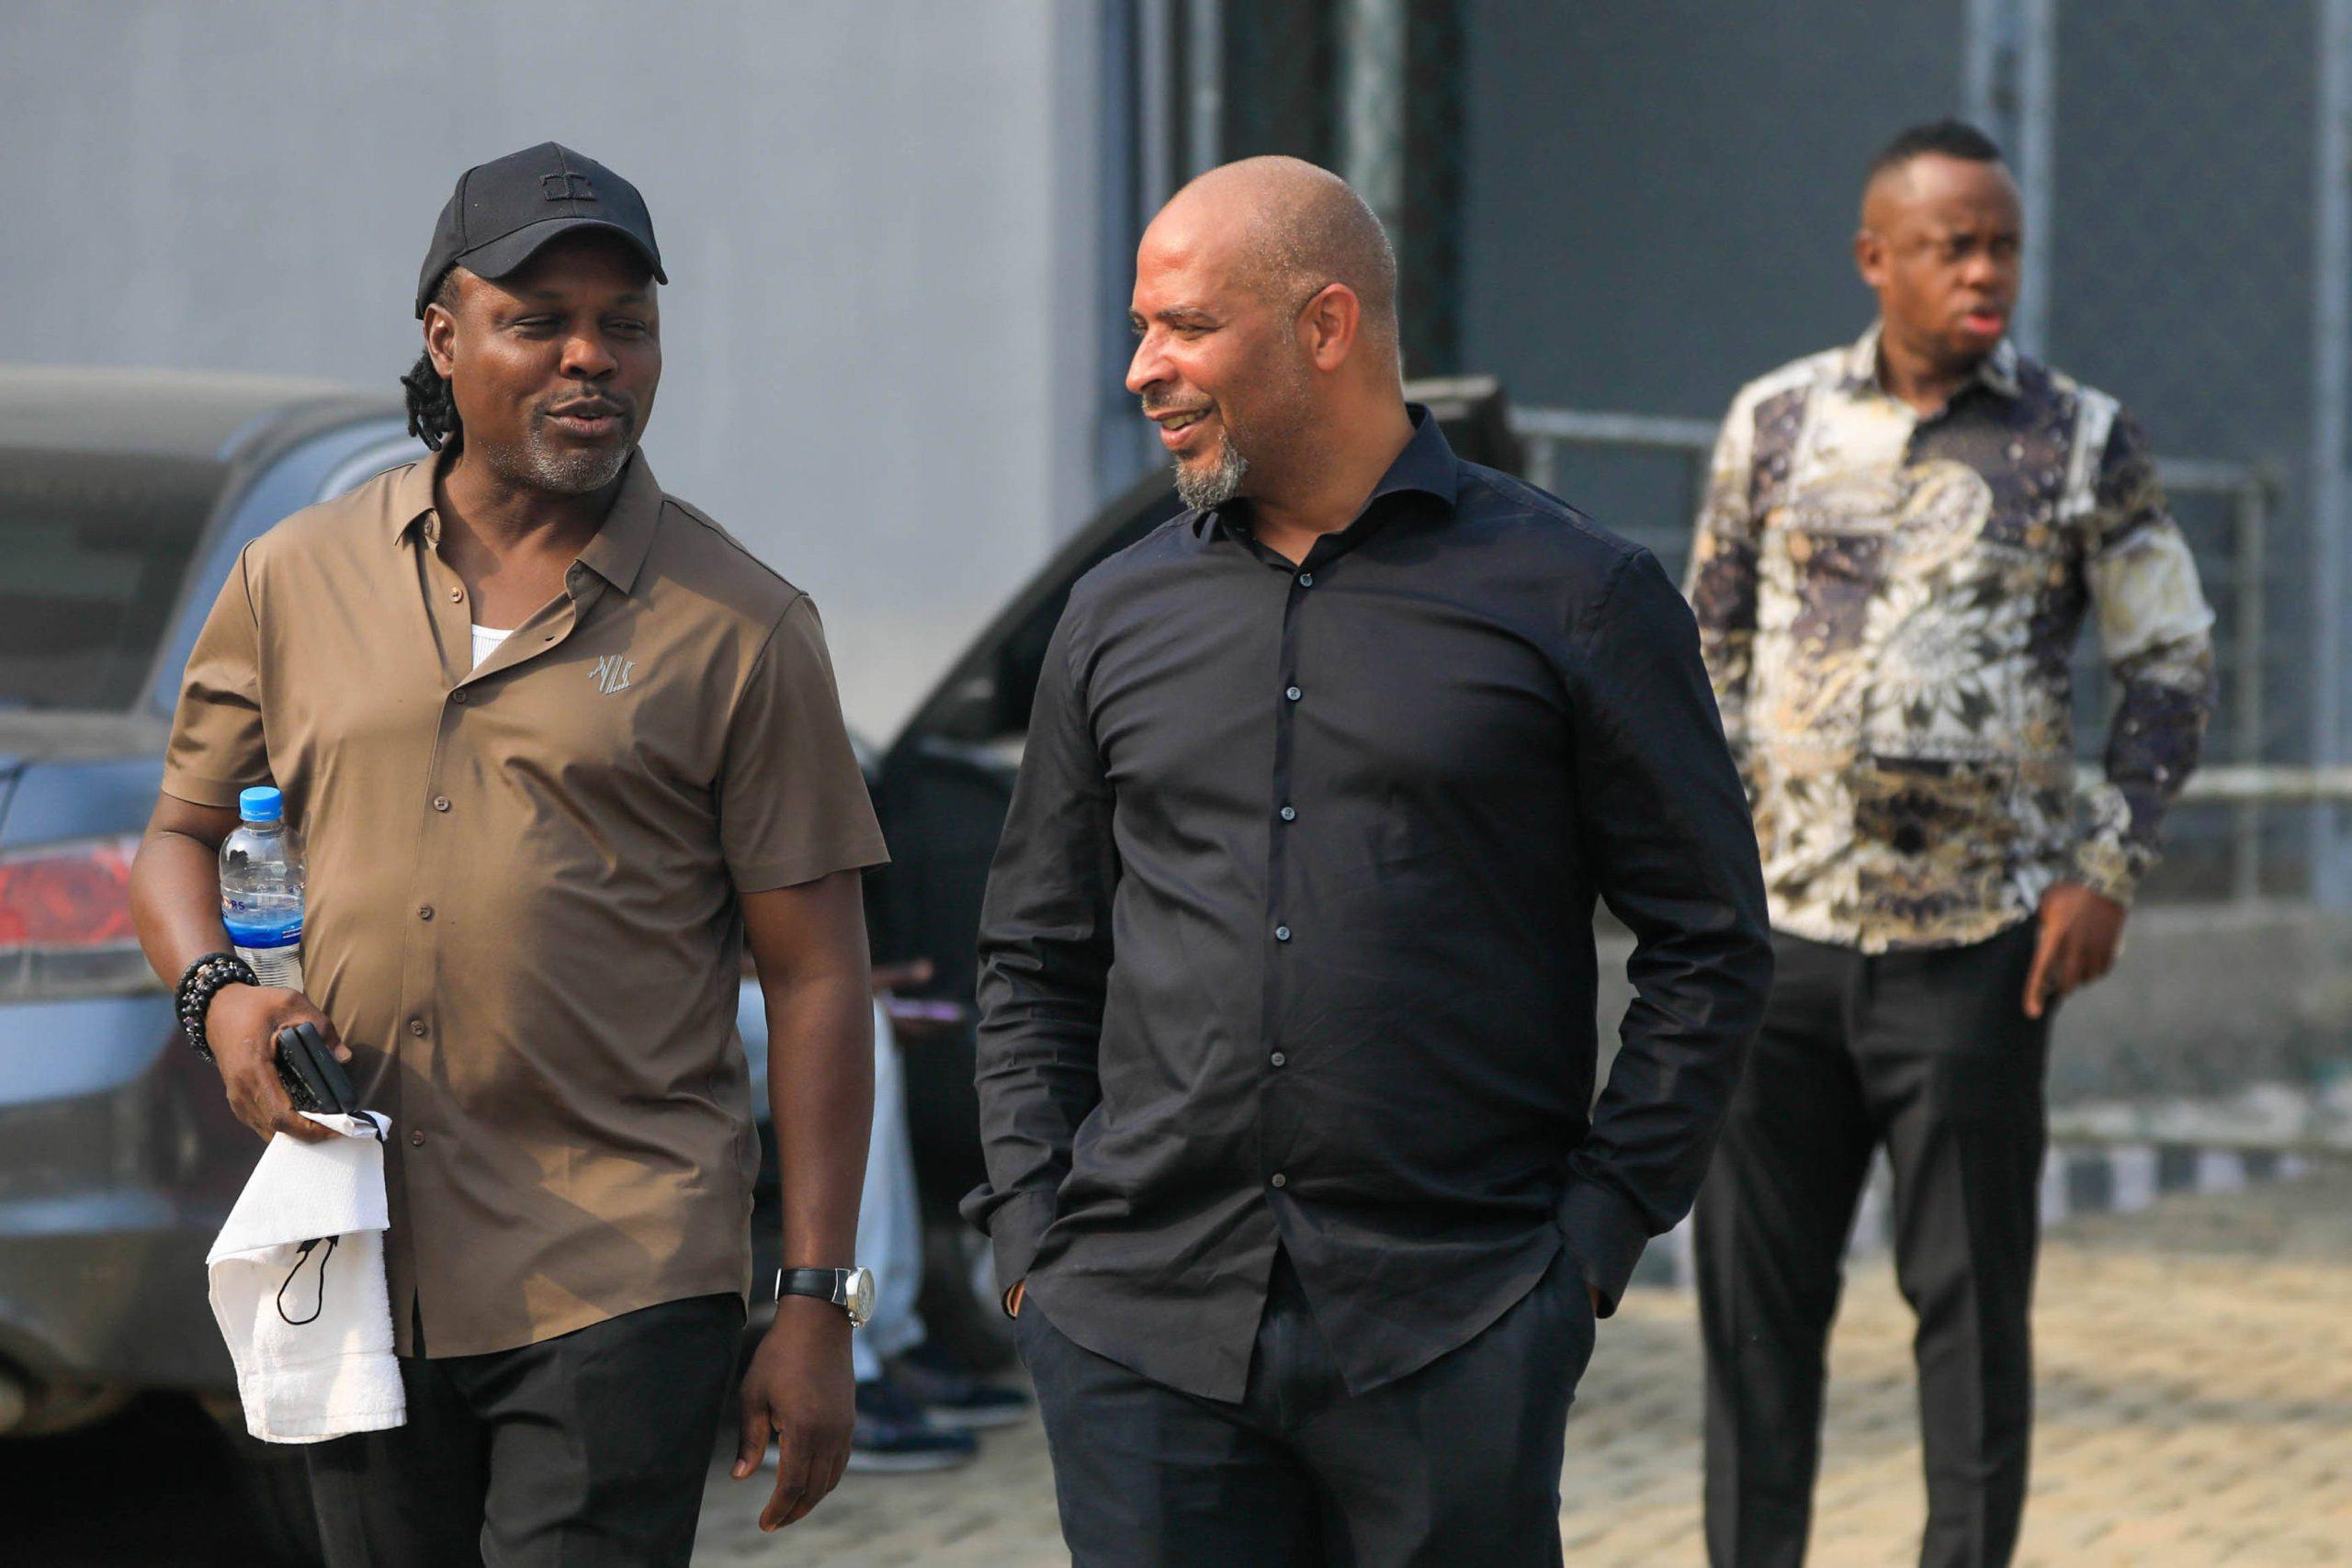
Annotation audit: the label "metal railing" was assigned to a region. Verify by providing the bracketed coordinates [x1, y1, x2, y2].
[1511, 406, 2296, 897]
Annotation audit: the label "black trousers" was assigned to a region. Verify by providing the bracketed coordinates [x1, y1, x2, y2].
[1019, 1249, 1595, 1568]
[1695, 922, 2050, 1568]
[305, 1292, 742, 1567]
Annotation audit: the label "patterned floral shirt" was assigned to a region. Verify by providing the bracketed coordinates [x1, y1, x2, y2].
[1686, 326, 2216, 953]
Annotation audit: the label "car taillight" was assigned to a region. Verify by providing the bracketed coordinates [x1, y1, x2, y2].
[0, 835, 161, 1001]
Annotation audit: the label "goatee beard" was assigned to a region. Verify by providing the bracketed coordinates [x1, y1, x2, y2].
[1173, 434, 1249, 511]
[496, 426, 635, 496]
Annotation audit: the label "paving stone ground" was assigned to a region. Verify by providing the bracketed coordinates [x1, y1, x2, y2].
[695, 1167, 2352, 1565]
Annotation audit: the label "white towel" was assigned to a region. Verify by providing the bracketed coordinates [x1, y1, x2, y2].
[205, 1111, 406, 1443]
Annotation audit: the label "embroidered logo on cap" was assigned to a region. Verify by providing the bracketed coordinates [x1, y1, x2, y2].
[540, 172, 596, 203]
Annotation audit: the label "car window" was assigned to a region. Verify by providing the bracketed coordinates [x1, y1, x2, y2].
[0, 446, 227, 712]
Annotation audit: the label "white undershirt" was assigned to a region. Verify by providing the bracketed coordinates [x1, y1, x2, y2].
[470, 624, 514, 670]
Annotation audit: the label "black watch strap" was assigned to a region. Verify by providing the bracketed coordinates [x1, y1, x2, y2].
[774, 1267, 843, 1305]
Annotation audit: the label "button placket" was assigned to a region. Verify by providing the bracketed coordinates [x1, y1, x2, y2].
[400, 566, 594, 1103]
[1258, 555, 1322, 1201]
[397, 529, 492, 1226]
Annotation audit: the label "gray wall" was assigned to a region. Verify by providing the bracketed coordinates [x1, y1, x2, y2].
[2044, 0, 2322, 773]
[0, 0, 1113, 741]
[1460, 0, 1968, 423]
[1453, 0, 1969, 578]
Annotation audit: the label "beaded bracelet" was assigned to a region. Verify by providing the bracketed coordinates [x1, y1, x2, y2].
[176, 951, 258, 1062]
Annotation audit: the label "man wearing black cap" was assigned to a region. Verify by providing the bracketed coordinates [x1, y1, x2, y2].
[132, 143, 888, 1562]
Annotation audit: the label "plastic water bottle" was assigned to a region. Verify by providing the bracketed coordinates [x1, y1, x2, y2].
[220, 786, 305, 990]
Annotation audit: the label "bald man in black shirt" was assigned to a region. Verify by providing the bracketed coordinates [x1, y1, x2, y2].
[965, 156, 1772, 1565]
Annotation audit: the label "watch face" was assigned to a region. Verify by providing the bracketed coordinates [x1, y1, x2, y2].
[843, 1267, 876, 1327]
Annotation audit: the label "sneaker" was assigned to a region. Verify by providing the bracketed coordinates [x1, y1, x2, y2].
[888, 1344, 1033, 1431]
[844, 1377, 978, 1472]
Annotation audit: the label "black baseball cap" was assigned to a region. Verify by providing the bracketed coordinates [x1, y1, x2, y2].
[415, 142, 666, 317]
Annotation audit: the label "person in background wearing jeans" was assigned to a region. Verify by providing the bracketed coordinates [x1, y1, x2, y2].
[967, 155, 1772, 1565]
[131, 143, 887, 1564]
[1685, 120, 2217, 1568]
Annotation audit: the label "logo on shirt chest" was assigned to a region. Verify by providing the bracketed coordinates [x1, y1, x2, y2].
[589, 653, 637, 696]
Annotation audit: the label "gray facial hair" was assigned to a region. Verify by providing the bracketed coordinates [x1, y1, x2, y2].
[490, 416, 636, 497]
[1173, 431, 1250, 511]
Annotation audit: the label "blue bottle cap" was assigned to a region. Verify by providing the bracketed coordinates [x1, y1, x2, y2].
[238, 786, 284, 823]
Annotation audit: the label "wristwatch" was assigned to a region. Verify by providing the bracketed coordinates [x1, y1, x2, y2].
[774, 1266, 875, 1327]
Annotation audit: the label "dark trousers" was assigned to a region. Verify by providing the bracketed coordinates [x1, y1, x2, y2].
[1019, 1249, 1595, 1567]
[306, 1292, 742, 1567]
[1695, 923, 2049, 1568]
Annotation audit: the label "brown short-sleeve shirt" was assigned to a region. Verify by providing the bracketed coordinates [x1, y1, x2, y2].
[165, 449, 888, 1357]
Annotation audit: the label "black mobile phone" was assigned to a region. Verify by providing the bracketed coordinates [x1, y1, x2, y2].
[275, 1022, 357, 1116]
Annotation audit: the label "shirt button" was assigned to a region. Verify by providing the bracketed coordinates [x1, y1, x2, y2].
[1298, 572, 1315, 587]
[448, 586, 464, 603]
[1279, 806, 1297, 822]
[418, 905, 435, 921]
[1274, 925, 1292, 942]
[408, 1019, 427, 1037]
[450, 689, 469, 705]
[1284, 686, 1302, 702]
[410, 1130, 426, 1147]
[1271, 1051, 1287, 1067]
[1270, 1173, 1287, 1189]
[432, 795, 451, 813]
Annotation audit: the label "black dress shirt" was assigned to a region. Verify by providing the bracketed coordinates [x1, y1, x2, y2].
[964, 409, 1772, 1402]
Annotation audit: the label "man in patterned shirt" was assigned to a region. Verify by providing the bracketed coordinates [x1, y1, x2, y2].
[1685, 120, 2215, 1568]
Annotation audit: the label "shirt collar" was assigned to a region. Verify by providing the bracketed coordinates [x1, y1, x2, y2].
[1841, 321, 2021, 402]
[1194, 402, 1460, 541]
[1371, 402, 1462, 509]
[388, 444, 664, 596]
